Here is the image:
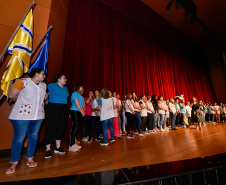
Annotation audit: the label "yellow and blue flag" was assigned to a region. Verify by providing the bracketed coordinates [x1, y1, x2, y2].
[1, 10, 33, 96]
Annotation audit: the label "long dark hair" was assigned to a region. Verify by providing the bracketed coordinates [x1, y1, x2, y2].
[53, 74, 64, 83]
[151, 94, 158, 111]
[151, 95, 157, 103]
[28, 68, 44, 78]
[139, 95, 145, 101]
[158, 95, 163, 100]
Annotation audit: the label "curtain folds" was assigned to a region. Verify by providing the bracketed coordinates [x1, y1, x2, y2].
[62, 0, 216, 103]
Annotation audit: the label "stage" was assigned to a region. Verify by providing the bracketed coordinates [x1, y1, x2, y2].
[1, 123, 226, 184]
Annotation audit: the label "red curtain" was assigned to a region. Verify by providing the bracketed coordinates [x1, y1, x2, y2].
[62, 0, 216, 103]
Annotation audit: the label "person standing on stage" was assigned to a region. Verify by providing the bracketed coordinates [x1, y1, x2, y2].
[82, 91, 93, 142]
[108, 91, 120, 139]
[214, 103, 220, 123]
[151, 95, 159, 132]
[99, 88, 115, 145]
[44, 74, 69, 158]
[157, 96, 167, 131]
[69, 83, 85, 152]
[175, 99, 181, 127]
[185, 102, 192, 126]
[139, 95, 148, 134]
[116, 93, 122, 134]
[6, 68, 47, 174]
[121, 99, 127, 134]
[191, 97, 203, 130]
[208, 103, 215, 123]
[165, 99, 171, 127]
[125, 93, 135, 138]
[147, 96, 155, 133]
[88, 90, 102, 142]
[180, 99, 188, 128]
[169, 98, 177, 130]
[223, 104, 226, 123]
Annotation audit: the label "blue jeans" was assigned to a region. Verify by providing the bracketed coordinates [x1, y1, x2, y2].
[181, 113, 187, 126]
[89, 116, 101, 139]
[133, 111, 142, 133]
[159, 114, 166, 126]
[122, 111, 127, 132]
[170, 112, 176, 129]
[11, 119, 43, 163]
[102, 118, 114, 143]
[153, 114, 158, 129]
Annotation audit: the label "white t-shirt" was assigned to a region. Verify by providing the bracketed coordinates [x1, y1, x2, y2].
[9, 78, 46, 120]
[214, 106, 220, 114]
[140, 100, 147, 117]
[117, 99, 122, 111]
[147, 101, 154, 114]
[91, 99, 100, 117]
[112, 97, 118, 117]
[133, 101, 140, 112]
[185, 105, 192, 117]
[169, 102, 176, 114]
[209, 106, 215, 114]
[157, 100, 165, 114]
[100, 98, 114, 121]
[125, 99, 134, 114]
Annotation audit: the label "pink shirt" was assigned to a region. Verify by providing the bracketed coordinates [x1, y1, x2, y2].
[85, 97, 92, 115]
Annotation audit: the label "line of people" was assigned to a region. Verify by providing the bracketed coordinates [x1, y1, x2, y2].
[6, 69, 226, 174]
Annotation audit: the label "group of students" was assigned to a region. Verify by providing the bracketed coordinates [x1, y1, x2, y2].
[5, 69, 226, 174]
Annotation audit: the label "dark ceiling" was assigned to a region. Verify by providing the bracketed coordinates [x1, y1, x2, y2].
[141, 0, 226, 48]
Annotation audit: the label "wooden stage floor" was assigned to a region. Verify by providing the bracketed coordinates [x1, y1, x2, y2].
[1, 123, 226, 183]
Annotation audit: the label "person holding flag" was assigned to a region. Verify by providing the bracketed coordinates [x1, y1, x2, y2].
[6, 68, 47, 174]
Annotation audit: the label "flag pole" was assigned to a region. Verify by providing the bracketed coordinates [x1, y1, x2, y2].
[0, 0, 36, 63]
[31, 25, 52, 57]
[0, 25, 53, 102]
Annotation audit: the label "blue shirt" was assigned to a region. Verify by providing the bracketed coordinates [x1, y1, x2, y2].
[47, 83, 69, 104]
[204, 106, 208, 113]
[70, 92, 85, 112]
[90, 98, 102, 106]
[179, 103, 186, 114]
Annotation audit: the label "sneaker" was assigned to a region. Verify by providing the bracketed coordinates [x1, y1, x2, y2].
[100, 142, 108, 145]
[183, 125, 186, 128]
[116, 137, 121, 139]
[82, 137, 88, 142]
[160, 129, 165, 132]
[127, 134, 134, 138]
[99, 134, 104, 138]
[138, 133, 144, 137]
[95, 138, 100, 141]
[87, 139, 92, 143]
[110, 139, 115, 143]
[145, 131, 150, 134]
[68, 145, 78, 152]
[74, 144, 82, 149]
[54, 147, 66, 154]
[45, 150, 52, 158]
